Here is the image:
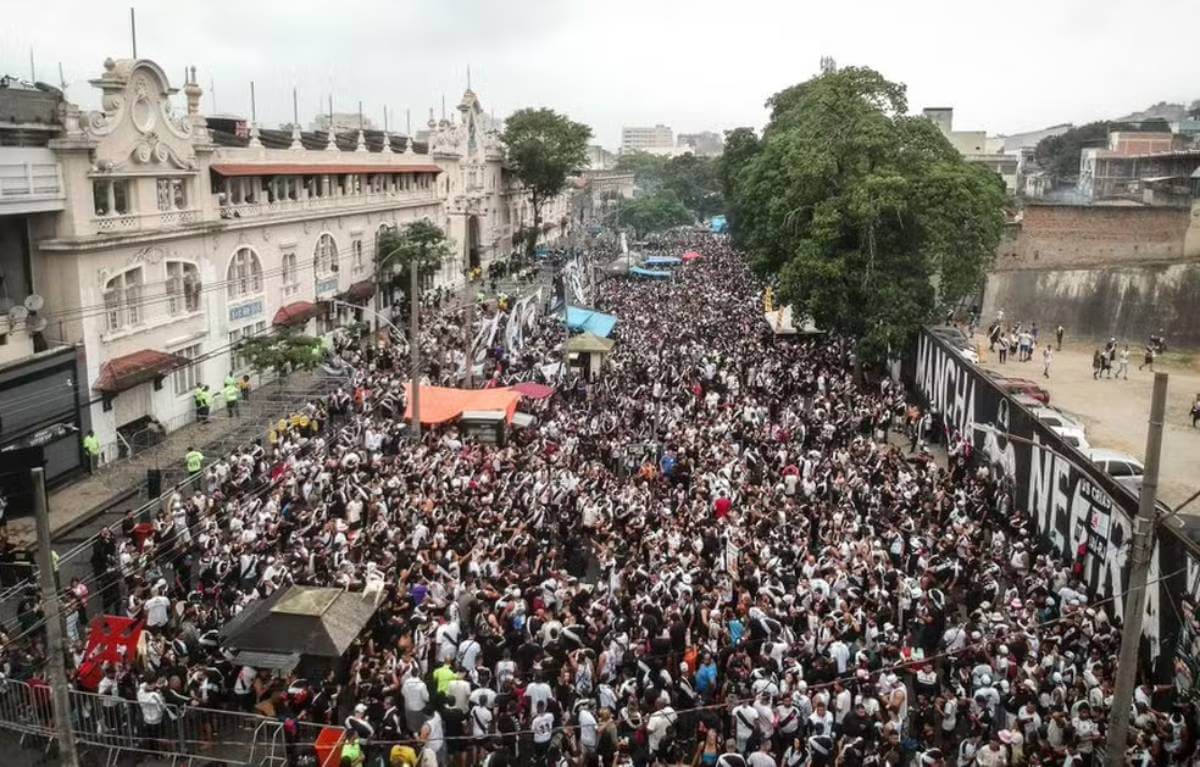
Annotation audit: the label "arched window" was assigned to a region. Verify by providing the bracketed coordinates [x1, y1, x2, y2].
[227, 247, 263, 300]
[103, 267, 143, 331]
[314, 233, 338, 275]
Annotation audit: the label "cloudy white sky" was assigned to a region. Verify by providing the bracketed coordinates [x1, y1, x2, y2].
[2, 0, 1197, 147]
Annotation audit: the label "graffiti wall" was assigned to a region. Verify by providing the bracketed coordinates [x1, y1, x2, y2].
[907, 328, 1191, 682]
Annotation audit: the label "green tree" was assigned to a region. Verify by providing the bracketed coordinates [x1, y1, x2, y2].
[377, 220, 454, 318]
[717, 127, 760, 240]
[616, 190, 693, 236]
[728, 66, 1006, 364]
[503, 108, 592, 257]
[615, 150, 668, 193]
[239, 326, 324, 383]
[660, 154, 723, 220]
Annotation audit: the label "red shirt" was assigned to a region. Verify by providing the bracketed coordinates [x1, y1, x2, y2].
[714, 497, 732, 519]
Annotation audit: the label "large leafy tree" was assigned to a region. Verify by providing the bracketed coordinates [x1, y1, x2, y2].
[377, 220, 453, 320]
[503, 108, 592, 257]
[718, 127, 760, 240]
[616, 191, 693, 236]
[727, 66, 1006, 363]
[618, 150, 724, 220]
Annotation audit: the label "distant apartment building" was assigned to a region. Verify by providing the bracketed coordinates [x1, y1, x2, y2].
[586, 144, 616, 170]
[922, 107, 1020, 193]
[677, 131, 723, 157]
[1078, 131, 1199, 204]
[621, 124, 674, 152]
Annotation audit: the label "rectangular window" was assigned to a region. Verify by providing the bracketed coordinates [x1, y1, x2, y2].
[172, 343, 202, 396]
[166, 262, 201, 315]
[124, 267, 143, 326]
[281, 252, 299, 295]
[93, 180, 131, 216]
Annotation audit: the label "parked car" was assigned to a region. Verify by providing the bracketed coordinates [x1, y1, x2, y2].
[1049, 427, 1090, 451]
[991, 376, 1051, 405]
[1030, 407, 1089, 449]
[1087, 448, 1145, 494]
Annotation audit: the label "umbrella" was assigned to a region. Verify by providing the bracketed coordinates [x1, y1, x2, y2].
[681, 251, 701, 261]
[511, 381, 555, 400]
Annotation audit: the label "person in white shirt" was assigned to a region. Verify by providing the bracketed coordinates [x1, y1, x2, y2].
[530, 700, 555, 762]
[420, 709, 445, 766]
[747, 741, 777, 767]
[646, 702, 677, 760]
[401, 675, 430, 735]
[144, 591, 171, 630]
[731, 699, 759, 753]
[137, 678, 167, 741]
[524, 677, 553, 712]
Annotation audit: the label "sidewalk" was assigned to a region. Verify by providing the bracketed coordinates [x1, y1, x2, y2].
[5, 370, 329, 549]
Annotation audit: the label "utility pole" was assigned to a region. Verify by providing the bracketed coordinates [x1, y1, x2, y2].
[1105, 371, 1168, 765]
[33, 467, 79, 766]
[463, 274, 475, 389]
[409, 258, 422, 441]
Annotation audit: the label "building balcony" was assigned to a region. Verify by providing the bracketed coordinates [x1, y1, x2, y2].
[216, 188, 437, 221]
[91, 208, 202, 234]
[0, 147, 65, 215]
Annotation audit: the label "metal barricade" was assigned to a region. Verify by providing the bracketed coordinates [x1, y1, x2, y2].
[0, 679, 290, 766]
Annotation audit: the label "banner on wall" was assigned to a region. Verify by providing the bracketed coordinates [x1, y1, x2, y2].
[907, 328, 1188, 682]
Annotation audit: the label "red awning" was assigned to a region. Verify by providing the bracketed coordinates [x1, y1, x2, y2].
[342, 280, 375, 302]
[94, 349, 187, 394]
[510, 381, 555, 400]
[210, 163, 442, 177]
[273, 301, 319, 327]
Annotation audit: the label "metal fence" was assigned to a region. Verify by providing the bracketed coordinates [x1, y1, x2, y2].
[0, 678, 292, 766]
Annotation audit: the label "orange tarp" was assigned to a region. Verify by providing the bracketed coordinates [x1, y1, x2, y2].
[403, 385, 522, 425]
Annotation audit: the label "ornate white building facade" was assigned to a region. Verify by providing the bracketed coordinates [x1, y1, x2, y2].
[17, 56, 577, 461]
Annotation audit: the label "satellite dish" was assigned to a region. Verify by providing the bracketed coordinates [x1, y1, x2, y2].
[8, 305, 28, 323]
[30, 316, 48, 333]
[24, 294, 44, 312]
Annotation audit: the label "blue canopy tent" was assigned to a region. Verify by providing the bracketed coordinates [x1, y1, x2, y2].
[630, 267, 672, 280]
[645, 256, 682, 267]
[564, 307, 618, 338]
[710, 215, 728, 233]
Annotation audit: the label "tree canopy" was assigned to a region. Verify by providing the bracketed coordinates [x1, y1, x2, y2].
[377, 219, 454, 316]
[502, 108, 592, 255]
[616, 150, 724, 220]
[239, 327, 323, 382]
[723, 66, 1006, 363]
[616, 190, 693, 236]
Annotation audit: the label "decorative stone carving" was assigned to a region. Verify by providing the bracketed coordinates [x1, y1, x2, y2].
[128, 246, 167, 266]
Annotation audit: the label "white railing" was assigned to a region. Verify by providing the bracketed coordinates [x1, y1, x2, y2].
[218, 188, 435, 220]
[0, 148, 64, 211]
[92, 208, 201, 234]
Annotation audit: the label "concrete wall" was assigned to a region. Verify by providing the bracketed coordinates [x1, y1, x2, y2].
[983, 203, 1200, 346]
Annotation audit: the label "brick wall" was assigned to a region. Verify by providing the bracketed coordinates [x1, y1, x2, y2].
[993, 203, 1193, 271]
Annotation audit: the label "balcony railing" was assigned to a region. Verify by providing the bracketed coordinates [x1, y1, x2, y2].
[218, 188, 436, 220]
[0, 147, 64, 213]
[92, 208, 201, 234]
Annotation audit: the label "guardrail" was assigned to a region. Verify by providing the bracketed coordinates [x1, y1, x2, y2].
[0, 678, 290, 766]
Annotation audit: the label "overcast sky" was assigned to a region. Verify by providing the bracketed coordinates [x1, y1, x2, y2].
[2, 0, 1197, 148]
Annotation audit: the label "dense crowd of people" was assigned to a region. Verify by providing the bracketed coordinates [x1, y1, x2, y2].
[0, 233, 1193, 767]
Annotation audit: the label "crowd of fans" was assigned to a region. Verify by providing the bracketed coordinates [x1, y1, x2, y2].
[0, 233, 1193, 767]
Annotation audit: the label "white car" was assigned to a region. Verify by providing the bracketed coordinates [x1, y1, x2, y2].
[1087, 448, 1145, 494]
[1050, 427, 1090, 451]
[1031, 407, 1089, 450]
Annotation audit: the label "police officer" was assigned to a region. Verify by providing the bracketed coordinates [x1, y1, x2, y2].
[223, 375, 240, 418]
